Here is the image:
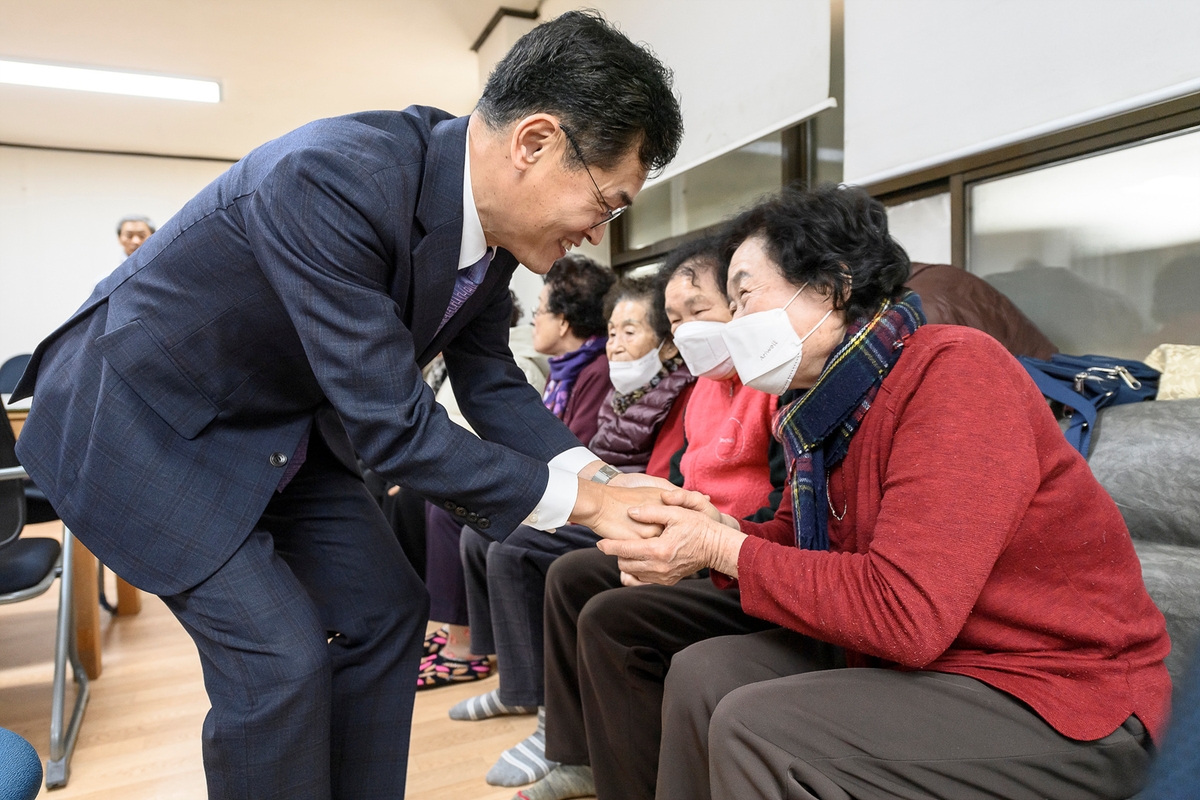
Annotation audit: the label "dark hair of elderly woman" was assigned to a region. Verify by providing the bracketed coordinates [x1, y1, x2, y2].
[719, 184, 910, 323]
[533, 253, 615, 448]
[542, 253, 615, 341]
[661, 234, 724, 295]
[602, 276, 672, 343]
[599, 184, 1171, 800]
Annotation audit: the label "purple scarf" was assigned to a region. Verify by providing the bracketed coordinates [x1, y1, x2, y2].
[543, 336, 607, 419]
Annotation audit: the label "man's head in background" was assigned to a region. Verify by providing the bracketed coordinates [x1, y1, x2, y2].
[117, 216, 156, 257]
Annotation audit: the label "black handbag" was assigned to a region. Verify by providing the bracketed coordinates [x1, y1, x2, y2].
[1018, 354, 1159, 456]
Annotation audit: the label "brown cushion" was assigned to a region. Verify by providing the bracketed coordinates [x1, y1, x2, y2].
[906, 263, 1058, 360]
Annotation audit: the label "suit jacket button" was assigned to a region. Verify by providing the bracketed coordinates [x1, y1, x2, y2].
[478, 518, 490, 529]
[269, 452, 288, 467]
[443, 500, 456, 511]
[455, 506, 467, 518]
[467, 513, 479, 523]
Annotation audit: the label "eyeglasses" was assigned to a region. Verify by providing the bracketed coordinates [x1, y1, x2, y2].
[559, 123, 628, 230]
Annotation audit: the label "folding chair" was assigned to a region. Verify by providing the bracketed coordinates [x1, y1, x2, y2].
[0, 413, 89, 789]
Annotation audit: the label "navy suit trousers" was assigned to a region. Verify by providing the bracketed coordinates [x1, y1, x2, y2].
[462, 523, 600, 707]
[162, 429, 428, 800]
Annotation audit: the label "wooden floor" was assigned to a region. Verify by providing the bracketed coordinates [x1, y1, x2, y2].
[0, 521, 577, 799]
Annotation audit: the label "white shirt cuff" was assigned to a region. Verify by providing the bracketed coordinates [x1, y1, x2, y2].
[548, 446, 598, 474]
[524, 447, 599, 531]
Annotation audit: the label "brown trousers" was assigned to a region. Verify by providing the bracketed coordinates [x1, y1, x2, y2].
[660, 627, 1154, 800]
[542, 547, 775, 800]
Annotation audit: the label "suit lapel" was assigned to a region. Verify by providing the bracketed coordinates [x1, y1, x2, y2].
[409, 115, 469, 357]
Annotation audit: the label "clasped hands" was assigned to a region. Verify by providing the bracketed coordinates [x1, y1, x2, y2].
[573, 471, 747, 586]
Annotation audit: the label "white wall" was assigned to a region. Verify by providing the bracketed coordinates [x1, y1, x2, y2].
[0, 146, 231, 360]
[540, 0, 832, 184]
[887, 193, 951, 266]
[844, 0, 1200, 185]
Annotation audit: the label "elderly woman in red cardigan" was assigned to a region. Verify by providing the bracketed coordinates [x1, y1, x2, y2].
[601, 185, 1171, 800]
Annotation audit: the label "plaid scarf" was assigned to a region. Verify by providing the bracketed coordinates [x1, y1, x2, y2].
[611, 354, 684, 416]
[772, 292, 925, 551]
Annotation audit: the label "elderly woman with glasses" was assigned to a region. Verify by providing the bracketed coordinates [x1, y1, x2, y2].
[600, 185, 1171, 800]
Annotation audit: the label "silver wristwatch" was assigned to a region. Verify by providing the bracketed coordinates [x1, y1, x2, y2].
[591, 464, 621, 485]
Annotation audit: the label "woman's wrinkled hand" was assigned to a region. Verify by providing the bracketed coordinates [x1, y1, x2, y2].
[597, 504, 746, 585]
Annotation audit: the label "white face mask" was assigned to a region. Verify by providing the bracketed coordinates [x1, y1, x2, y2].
[608, 343, 664, 394]
[673, 320, 735, 380]
[721, 286, 833, 395]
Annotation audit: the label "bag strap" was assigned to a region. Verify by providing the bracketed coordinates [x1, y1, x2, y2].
[1021, 361, 1098, 456]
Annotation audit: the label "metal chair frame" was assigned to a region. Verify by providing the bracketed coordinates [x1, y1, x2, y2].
[0, 464, 90, 789]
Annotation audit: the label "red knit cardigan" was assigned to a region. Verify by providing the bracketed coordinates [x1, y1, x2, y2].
[723, 325, 1172, 742]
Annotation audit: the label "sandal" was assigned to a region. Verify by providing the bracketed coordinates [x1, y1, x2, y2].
[423, 625, 450, 660]
[416, 651, 493, 690]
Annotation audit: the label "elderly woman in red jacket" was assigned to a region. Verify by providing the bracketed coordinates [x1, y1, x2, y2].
[602, 185, 1171, 800]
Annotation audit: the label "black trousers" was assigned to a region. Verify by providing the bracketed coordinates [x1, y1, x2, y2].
[161, 430, 428, 800]
[660, 627, 1154, 800]
[424, 504, 469, 626]
[542, 546, 774, 800]
[462, 523, 600, 706]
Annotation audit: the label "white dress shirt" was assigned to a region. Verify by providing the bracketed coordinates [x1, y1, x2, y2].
[459, 132, 598, 531]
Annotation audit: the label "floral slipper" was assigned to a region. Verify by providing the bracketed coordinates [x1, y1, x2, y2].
[416, 651, 493, 690]
[423, 625, 450, 660]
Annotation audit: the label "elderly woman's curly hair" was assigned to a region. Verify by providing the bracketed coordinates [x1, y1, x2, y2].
[544, 253, 616, 339]
[721, 184, 912, 324]
[603, 276, 671, 344]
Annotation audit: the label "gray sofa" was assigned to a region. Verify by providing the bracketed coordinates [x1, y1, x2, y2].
[1088, 398, 1200, 688]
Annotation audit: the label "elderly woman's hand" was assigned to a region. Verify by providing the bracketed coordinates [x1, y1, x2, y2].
[597, 503, 747, 585]
[659, 488, 743, 530]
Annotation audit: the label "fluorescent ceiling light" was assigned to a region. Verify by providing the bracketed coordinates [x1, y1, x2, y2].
[0, 59, 220, 103]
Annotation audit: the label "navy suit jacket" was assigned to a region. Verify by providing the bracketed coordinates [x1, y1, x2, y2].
[13, 107, 581, 595]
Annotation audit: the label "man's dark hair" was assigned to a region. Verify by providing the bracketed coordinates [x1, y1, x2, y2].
[478, 10, 683, 175]
[544, 253, 615, 339]
[720, 184, 912, 324]
[658, 235, 725, 299]
[603, 276, 671, 343]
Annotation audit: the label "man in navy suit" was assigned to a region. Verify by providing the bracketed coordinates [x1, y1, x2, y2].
[12, 12, 682, 799]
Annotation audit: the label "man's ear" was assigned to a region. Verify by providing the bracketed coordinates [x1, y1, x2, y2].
[510, 114, 563, 174]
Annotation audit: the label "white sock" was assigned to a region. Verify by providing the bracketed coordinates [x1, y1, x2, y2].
[487, 708, 559, 787]
[448, 688, 537, 721]
[512, 764, 595, 800]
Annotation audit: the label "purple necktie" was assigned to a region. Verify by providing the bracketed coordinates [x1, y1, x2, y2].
[437, 250, 493, 334]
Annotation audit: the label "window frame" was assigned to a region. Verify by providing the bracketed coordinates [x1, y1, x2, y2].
[607, 121, 813, 272]
[868, 91, 1200, 270]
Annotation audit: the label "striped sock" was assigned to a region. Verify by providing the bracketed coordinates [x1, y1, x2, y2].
[448, 688, 537, 721]
[512, 765, 595, 800]
[487, 708, 558, 787]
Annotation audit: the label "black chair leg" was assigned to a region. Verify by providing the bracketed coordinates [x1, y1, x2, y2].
[97, 562, 117, 614]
